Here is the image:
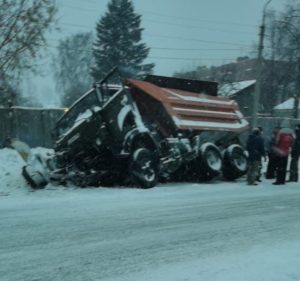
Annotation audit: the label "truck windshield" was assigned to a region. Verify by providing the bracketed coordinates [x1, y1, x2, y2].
[56, 89, 100, 137]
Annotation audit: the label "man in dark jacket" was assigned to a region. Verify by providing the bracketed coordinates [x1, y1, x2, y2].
[256, 126, 264, 182]
[246, 128, 265, 185]
[266, 126, 281, 179]
[289, 124, 300, 182]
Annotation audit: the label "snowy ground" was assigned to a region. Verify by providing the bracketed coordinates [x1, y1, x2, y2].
[0, 148, 28, 196]
[1, 148, 300, 281]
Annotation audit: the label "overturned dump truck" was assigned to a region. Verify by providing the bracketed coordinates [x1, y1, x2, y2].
[23, 68, 249, 189]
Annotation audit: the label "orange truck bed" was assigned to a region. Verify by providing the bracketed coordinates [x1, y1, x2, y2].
[127, 76, 249, 137]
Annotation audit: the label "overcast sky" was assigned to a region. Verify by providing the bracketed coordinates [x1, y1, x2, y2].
[28, 0, 286, 106]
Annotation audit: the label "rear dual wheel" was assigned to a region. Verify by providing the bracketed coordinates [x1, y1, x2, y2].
[188, 143, 222, 182]
[222, 144, 248, 180]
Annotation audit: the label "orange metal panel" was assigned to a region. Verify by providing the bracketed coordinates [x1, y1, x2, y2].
[126, 79, 249, 133]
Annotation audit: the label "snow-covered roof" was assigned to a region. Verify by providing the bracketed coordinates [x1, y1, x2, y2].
[218, 80, 256, 97]
[274, 97, 300, 110]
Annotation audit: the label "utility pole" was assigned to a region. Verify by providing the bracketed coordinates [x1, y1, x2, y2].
[252, 0, 273, 127]
[294, 58, 300, 119]
[293, 95, 299, 119]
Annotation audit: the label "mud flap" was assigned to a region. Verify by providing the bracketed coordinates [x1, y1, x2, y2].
[22, 153, 50, 189]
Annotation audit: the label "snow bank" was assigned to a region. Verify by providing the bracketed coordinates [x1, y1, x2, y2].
[0, 147, 55, 196]
[0, 148, 28, 196]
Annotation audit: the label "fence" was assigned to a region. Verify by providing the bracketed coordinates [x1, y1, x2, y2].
[249, 116, 300, 135]
[1, 107, 300, 148]
[0, 107, 64, 148]
[238, 116, 300, 146]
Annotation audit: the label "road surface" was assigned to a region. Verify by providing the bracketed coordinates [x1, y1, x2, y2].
[1, 181, 300, 281]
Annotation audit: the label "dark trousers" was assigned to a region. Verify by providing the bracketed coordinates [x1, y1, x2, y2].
[266, 154, 278, 179]
[247, 160, 260, 184]
[275, 156, 288, 184]
[256, 159, 262, 180]
[289, 157, 299, 182]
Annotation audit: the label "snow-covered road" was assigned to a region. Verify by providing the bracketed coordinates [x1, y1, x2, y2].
[1, 181, 300, 281]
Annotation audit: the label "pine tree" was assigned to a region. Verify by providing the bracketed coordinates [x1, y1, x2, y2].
[91, 0, 154, 80]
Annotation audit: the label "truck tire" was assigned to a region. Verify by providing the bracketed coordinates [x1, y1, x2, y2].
[130, 148, 158, 189]
[222, 144, 248, 180]
[22, 165, 48, 189]
[199, 143, 222, 176]
[188, 143, 222, 182]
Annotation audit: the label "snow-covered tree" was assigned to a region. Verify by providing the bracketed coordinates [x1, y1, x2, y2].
[53, 32, 94, 106]
[91, 0, 154, 80]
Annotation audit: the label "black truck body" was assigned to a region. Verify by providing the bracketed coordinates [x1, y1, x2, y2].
[23, 69, 249, 189]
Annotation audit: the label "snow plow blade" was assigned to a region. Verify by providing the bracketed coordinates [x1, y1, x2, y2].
[22, 165, 48, 189]
[22, 150, 56, 189]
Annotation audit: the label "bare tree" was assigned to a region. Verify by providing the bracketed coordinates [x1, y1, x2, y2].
[53, 32, 94, 106]
[0, 0, 56, 78]
[264, 1, 300, 113]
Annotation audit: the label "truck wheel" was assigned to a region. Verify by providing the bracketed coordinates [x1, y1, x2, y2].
[188, 143, 222, 182]
[131, 148, 158, 189]
[200, 143, 222, 176]
[22, 165, 48, 189]
[222, 144, 248, 180]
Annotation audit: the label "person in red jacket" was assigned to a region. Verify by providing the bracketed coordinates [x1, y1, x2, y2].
[273, 128, 295, 185]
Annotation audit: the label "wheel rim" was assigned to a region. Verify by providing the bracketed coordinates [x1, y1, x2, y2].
[139, 159, 156, 182]
[133, 149, 156, 183]
[232, 152, 247, 171]
[206, 150, 222, 171]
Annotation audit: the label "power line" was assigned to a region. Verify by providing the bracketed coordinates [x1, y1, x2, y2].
[48, 38, 252, 52]
[60, 22, 94, 29]
[145, 33, 252, 47]
[60, 3, 257, 29]
[148, 56, 236, 61]
[64, 0, 97, 3]
[59, 4, 257, 36]
[45, 43, 237, 62]
[59, 4, 256, 35]
[60, 3, 98, 13]
[60, 22, 253, 48]
[60, 22, 96, 30]
[140, 11, 258, 29]
[151, 47, 252, 51]
[143, 18, 256, 36]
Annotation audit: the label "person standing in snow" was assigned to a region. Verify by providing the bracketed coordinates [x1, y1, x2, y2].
[246, 127, 265, 186]
[288, 124, 300, 182]
[273, 127, 294, 185]
[256, 126, 264, 182]
[266, 126, 281, 179]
